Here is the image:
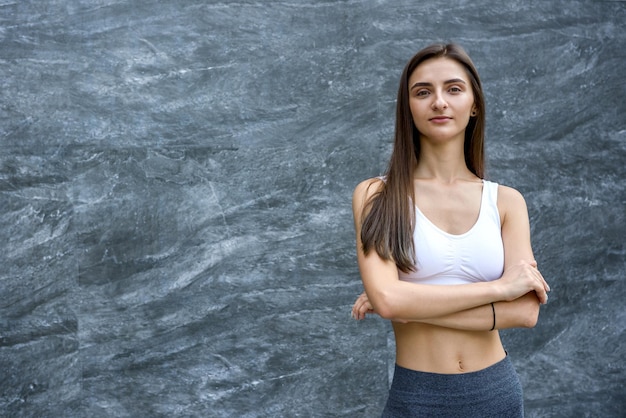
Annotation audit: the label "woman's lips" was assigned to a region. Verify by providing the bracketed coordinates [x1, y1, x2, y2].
[429, 116, 452, 123]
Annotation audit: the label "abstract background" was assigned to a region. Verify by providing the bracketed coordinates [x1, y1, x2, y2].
[1, 1, 624, 416]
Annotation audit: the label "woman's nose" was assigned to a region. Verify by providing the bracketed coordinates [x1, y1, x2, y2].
[431, 94, 448, 110]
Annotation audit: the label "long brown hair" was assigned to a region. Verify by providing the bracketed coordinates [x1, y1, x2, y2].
[360, 43, 486, 272]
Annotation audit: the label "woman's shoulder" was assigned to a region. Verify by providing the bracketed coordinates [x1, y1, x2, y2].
[352, 177, 385, 209]
[494, 183, 528, 219]
[495, 183, 526, 203]
[354, 176, 385, 195]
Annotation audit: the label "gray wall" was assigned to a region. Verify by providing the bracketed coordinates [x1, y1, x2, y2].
[1, 1, 624, 417]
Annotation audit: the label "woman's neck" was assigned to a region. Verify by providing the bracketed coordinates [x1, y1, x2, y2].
[415, 141, 475, 183]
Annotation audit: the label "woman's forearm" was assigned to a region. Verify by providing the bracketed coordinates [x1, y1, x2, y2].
[410, 292, 541, 331]
[358, 249, 548, 322]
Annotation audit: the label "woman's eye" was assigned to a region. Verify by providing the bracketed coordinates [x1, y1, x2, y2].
[449, 86, 462, 93]
[415, 90, 430, 97]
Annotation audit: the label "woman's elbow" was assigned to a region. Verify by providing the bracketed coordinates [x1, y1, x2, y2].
[370, 290, 398, 320]
[522, 301, 540, 328]
[374, 301, 396, 320]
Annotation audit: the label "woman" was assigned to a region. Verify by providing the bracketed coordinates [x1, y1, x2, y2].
[350, 43, 550, 417]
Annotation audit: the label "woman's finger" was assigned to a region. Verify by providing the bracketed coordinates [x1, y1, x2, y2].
[530, 261, 550, 292]
[351, 298, 361, 319]
[352, 296, 366, 320]
[531, 265, 547, 288]
[353, 293, 375, 320]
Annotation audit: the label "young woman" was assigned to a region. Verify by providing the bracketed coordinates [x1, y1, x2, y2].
[350, 44, 550, 417]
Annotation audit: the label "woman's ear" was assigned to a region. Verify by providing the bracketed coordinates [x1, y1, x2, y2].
[470, 105, 477, 117]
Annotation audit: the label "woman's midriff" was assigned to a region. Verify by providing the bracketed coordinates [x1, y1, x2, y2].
[392, 322, 507, 374]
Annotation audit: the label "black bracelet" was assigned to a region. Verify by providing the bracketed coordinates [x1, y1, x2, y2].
[490, 302, 496, 331]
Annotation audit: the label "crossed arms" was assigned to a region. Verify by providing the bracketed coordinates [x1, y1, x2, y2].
[351, 178, 550, 331]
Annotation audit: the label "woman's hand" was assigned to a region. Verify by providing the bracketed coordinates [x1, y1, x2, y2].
[351, 291, 375, 320]
[497, 260, 550, 304]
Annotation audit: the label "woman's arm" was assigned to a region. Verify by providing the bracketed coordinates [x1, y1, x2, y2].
[352, 184, 548, 327]
[496, 185, 548, 327]
[352, 291, 540, 330]
[425, 292, 541, 330]
[352, 180, 549, 322]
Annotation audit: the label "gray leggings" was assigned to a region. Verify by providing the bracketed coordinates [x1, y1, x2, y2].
[382, 355, 523, 417]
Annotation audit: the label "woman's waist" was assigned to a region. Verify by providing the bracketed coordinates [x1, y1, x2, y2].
[392, 322, 506, 374]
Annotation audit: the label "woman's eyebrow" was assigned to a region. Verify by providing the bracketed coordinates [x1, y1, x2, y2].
[410, 78, 467, 90]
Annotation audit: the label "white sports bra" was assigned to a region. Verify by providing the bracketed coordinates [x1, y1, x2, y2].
[398, 180, 504, 285]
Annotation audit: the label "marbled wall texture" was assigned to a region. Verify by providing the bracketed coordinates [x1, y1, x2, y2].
[0, 0, 624, 417]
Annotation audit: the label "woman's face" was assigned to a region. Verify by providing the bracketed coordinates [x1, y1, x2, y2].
[408, 57, 476, 145]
